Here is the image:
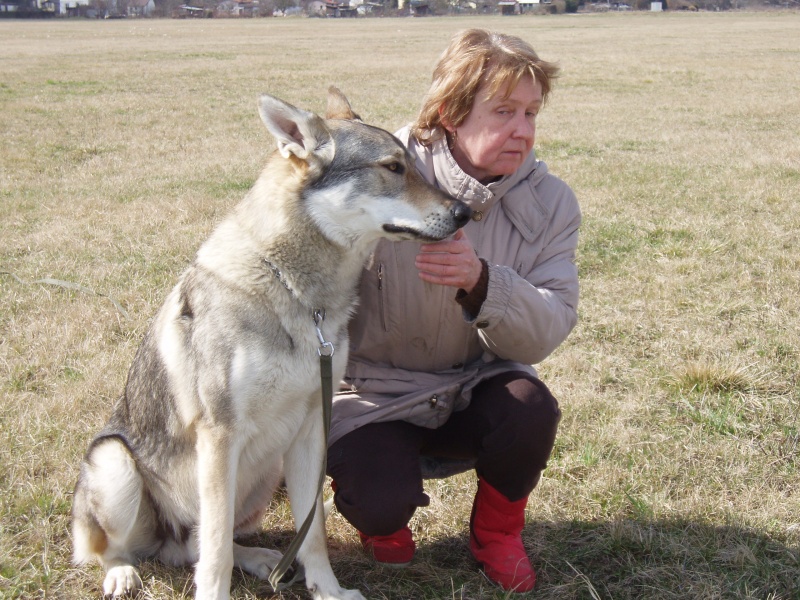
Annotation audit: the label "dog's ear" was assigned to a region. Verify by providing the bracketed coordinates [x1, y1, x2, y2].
[326, 86, 361, 121]
[258, 94, 335, 168]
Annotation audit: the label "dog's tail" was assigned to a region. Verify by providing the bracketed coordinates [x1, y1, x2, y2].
[71, 438, 147, 566]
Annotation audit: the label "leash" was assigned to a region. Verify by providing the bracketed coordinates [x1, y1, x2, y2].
[268, 308, 334, 592]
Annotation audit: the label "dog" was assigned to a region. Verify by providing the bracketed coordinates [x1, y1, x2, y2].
[71, 87, 471, 600]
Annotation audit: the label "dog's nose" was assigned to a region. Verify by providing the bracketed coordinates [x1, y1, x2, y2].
[451, 201, 472, 227]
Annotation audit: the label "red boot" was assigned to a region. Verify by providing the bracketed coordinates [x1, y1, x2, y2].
[359, 526, 415, 567]
[470, 478, 536, 593]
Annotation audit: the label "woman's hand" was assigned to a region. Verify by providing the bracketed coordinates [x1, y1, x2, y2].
[415, 228, 483, 292]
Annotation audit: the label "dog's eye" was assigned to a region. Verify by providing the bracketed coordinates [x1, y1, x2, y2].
[383, 162, 404, 175]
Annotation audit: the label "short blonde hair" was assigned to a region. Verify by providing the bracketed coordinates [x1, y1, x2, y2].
[411, 29, 560, 145]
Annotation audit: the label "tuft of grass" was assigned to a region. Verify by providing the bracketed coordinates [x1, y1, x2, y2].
[675, 361, 764, 395]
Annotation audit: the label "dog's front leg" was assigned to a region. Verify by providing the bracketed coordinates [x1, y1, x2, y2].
[194, 424, 238, 600]
[284, 411, 365, 600]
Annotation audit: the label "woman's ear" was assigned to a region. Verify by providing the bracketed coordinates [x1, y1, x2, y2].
[438, 105, 456, 133]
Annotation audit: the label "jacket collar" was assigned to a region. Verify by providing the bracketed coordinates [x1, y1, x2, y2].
[429, 136, 541, 213]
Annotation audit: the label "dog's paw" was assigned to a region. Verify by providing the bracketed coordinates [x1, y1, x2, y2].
[233, 544, 283, 580]
[312, 587, 366, 600]
[103, 565, 143, 597]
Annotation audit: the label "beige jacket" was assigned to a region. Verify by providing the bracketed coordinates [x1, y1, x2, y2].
[329, 127, 581, 446]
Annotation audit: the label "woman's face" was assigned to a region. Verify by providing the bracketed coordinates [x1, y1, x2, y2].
[447, 74, 542, 184]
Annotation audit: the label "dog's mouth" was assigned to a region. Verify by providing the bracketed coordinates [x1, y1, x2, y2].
[382, 224, 443, 242]
[383, 223, 421, 235]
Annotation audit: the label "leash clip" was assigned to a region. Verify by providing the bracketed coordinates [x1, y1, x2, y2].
[312, 309, 335, 357]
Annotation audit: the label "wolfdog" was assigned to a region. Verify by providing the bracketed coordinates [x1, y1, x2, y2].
[72, 87, 471, 600]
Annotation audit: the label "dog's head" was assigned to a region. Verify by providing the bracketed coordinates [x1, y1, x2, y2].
[258, 88, 471, 248]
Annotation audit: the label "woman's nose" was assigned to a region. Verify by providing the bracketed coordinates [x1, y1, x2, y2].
[512, 114, 535, 141]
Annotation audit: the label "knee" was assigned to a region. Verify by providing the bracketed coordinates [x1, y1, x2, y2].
[495, 374, 562, 434]
[334, 482, 427, 536]
[525, 377, 562, 430]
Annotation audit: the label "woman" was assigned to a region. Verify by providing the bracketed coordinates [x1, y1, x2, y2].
[327, 29, 580, 593]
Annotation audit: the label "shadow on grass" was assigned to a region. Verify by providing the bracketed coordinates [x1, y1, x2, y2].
[336, 518, 799, 600]
[530, 518, 798, 600]
[117, 519, 799, 600]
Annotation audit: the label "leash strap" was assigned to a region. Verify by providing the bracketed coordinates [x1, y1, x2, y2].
[268, 311, 334, 592]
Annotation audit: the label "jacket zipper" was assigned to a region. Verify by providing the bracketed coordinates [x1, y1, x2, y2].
[377, 263, 388, 332]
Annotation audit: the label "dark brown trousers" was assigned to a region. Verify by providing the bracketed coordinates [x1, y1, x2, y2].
[326, 371, 561, 537]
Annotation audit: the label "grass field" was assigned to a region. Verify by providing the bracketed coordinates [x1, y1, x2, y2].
[1, 11, 799, 600]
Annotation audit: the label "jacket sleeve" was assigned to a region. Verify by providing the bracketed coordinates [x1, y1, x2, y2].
[470, 179, 581, 366]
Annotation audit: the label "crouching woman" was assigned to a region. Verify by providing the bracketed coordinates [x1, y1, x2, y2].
[327, 28, 581, 593]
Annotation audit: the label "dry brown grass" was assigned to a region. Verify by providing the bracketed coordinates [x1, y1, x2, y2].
[1, 12, 799, 600]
